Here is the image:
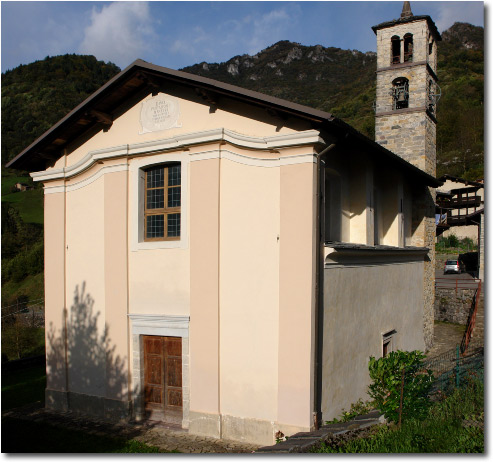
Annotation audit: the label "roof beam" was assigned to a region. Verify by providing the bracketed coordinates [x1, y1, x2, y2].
[86, 109, 113, 131]
[195, 87, 218, 112]
[135, 71, 162, 95]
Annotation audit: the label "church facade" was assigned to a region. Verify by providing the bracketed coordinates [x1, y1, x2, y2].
[7, 2, 440, 445]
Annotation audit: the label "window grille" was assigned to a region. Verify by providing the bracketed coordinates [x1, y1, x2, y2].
[144, 164, 181, 241]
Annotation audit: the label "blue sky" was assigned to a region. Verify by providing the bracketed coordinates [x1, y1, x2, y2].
[1, 1, 484, 73]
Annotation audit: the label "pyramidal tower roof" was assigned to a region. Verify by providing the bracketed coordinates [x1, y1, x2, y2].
[401, 1, 413, 18]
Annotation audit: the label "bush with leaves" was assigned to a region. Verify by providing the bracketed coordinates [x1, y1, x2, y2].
[443, 234, 460, 248]
[368, 350, 434, 423]
[326, 399, 375, 424]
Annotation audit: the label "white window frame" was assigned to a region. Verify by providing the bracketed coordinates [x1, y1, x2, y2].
[130, 152, 189, 251]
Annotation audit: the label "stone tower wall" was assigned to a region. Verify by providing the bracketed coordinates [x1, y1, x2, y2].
[375, 112, 436, 175]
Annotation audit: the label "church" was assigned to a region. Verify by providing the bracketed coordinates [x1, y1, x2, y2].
[7, 2, 441, 445]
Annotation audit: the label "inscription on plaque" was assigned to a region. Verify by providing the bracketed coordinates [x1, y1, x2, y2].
[140, 94, 182, 134]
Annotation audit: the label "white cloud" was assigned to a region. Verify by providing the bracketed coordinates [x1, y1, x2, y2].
[169, 6, 299, 63]
[246, 7, 299, 54]
[433, 1, 484, 32]
[79, 2, 156, 66]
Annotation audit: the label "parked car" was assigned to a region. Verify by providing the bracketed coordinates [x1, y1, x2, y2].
[444, 260, 465, 274]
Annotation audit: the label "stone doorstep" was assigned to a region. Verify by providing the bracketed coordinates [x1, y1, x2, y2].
[255, 411, 385, 453]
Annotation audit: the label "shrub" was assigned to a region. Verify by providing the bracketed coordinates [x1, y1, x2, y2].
[443, 234, 460, 248]
[368, 350, 433, 423]
[326, 399, 375, 424]
[314, 378, 484, 453]
[460, 237, 474, 249]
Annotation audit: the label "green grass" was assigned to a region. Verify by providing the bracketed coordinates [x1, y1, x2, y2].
[314, 379, 484, 453]
[1, 173, 43, 224]
[2, 188, 43, 224]
[1, 362, 46, 411]
[1, 272, 45, 304]
[1, 175, 31, 196]
[1, 326, 45, 362]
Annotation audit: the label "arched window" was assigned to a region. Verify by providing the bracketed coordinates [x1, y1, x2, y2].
[404, 33, 413, 62]
[391, 35, 401, 64]
[392, 77, 409, 110]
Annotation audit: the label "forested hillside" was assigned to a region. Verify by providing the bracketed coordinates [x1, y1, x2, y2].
[2, 54, 120, 166]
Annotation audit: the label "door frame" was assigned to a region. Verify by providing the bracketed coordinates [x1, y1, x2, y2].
[129, 314, 190, 428]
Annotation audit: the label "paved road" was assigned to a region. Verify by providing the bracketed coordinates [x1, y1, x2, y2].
[435, 270, 475, 280]
[435, 270, 479, 289]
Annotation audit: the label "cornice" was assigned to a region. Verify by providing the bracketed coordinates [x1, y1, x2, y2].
[376, 62, 438, 82]
[376, 106, 437, 123]
[31, 128, 323, 182]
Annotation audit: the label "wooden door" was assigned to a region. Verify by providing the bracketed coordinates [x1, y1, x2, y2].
[143, 336, 182, 424]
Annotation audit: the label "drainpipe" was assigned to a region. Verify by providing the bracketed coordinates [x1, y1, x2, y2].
[313, 141, 337, 429]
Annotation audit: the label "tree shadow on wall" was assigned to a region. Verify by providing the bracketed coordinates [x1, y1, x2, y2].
[45, 282, 146, 429]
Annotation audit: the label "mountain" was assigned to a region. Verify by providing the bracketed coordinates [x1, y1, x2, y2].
[183, 41, 377, 140]
[182, 22, 484, 181]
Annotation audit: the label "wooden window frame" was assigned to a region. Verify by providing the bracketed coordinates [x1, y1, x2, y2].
[144, 163, 181, 242]
[382, 330, 396, 357]
[391, 35, 401, 65]
[403, 33, 413, 63]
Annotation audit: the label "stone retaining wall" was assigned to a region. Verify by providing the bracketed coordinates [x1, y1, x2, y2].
[435, 288, 475, 325]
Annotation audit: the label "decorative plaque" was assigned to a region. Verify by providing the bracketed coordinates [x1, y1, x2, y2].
[139, 94, 182, 134]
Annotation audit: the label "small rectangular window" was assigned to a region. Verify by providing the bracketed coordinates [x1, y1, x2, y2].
[382, 330, 396, 357]
[144, 164, 181, 241]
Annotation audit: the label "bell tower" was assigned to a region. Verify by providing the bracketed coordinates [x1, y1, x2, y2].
[372, 1, 441, 176]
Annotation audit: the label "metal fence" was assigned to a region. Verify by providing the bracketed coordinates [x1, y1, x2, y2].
[424, 345, 484, 395]
[389, 346, 484, 426]
[1, 299, 45, 328]
[435, 277, 481, 291]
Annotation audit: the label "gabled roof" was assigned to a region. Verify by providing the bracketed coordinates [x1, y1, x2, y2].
[6, 59, 441, 187]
